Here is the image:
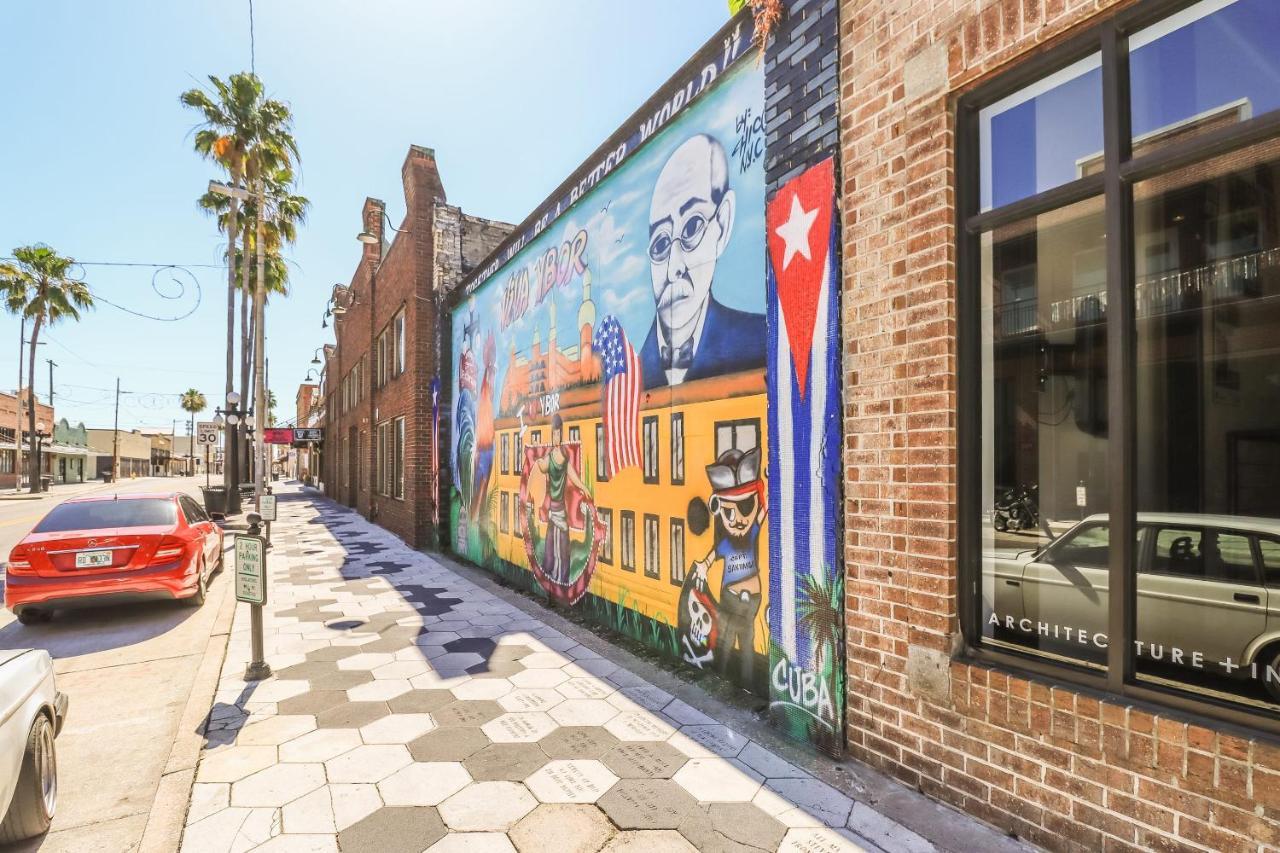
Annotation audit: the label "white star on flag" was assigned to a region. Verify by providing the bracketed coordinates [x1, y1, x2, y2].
[774, 192, 819, 271]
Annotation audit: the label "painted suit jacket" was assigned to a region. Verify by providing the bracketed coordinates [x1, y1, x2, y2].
[639, 297, 766, 389]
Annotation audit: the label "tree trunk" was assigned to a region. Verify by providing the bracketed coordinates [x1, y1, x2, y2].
[240, 222, 253, 481]
[27, 312, 43, 494]
[224, 165, 240, 507]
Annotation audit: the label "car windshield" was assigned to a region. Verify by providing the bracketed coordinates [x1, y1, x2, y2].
[33, 499, 177, 533]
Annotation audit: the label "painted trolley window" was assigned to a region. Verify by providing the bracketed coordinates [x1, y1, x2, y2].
[963, 0, 1280, 729]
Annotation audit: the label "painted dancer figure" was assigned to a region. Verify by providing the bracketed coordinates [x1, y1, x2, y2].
[691, 446, 767, 684]
[533, 414, 589, 585]
[640, 134, 765, 388]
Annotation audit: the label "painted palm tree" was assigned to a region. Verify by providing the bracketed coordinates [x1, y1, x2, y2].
[180, 389, 207, 476]
[0, 246, 93, 492]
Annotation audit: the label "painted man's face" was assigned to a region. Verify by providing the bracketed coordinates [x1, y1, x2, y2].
[649, 138, 735, 337]
[711, 490, 759, 537]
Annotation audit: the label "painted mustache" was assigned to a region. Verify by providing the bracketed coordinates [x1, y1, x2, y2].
[657, 278, 696, 311]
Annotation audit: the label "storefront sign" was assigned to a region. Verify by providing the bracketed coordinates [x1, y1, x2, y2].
[293, 428, 322, 442]
[235, 535, 266, 605]
[263, 428, 293, 445]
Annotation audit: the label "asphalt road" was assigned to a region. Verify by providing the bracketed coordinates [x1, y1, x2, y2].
[0, 476, 234, 852]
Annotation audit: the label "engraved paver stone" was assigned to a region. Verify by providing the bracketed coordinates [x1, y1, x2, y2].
[525, 760, 619, 804]
[603, 742, 688, 779]
[598, 779, 699, 830]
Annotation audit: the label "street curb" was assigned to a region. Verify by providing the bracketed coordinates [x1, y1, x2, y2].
[137, 553, 238, 853]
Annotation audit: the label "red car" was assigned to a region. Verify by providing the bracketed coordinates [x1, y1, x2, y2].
[4, 493, 224, 625]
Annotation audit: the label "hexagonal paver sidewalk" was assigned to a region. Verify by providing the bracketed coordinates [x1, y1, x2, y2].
[180, 485, 940, 852]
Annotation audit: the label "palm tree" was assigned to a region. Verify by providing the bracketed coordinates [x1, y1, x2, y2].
[0, 245, 93, 492]
[200, 167, 308, 410]
[183, 72, 299, 495]
[180, 389, 207, 476]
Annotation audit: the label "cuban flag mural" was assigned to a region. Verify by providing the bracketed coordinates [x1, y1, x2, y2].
[765, 157, 844, 754]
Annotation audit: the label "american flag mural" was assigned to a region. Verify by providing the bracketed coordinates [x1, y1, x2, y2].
[592, 315, 642, 478]
[765, 158, 844, 754]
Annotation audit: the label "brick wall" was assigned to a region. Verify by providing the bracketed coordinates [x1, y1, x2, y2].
[839, 0, 1278, 850]
[321, 146, 511, 549]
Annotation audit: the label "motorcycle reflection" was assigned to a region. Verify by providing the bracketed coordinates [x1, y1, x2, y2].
[993, 484, 1039, 533]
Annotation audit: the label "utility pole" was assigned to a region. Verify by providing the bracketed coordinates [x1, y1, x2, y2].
[245, 173, 271, 683]
[14, 317, 23, 493]
[111, 378, 121, 481]
[46, 359, 56, 407]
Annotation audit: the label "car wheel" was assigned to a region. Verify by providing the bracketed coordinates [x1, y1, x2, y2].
[1263, 647, 1280, 705]
[16, 609, 50, 626]
[184, 561, 207, 608]
[0, 714, 57, 842]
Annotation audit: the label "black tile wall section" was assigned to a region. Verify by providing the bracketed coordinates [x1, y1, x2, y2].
[764, 0, 840, 196]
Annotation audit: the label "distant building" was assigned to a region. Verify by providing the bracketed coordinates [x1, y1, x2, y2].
[50, 418, 90, 484]
[87, 428, 151, 479]
[0, 390, 55, 489]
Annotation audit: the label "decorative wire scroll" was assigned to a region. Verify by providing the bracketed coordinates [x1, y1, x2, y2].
[69, 262, 204, 322]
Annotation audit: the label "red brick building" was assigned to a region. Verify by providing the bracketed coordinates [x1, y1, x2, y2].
[840, 0, 1280, 849]
[0, 390, 54, 489]
[321, 145, 511, 547]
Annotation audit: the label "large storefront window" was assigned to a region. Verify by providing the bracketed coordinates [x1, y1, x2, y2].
[965, 0, 1280, 729]
[979, 197, 1110, 668]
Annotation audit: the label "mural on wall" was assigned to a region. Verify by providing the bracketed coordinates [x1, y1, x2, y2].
[448, 50, 771, 695]
[765, 158, 845, 754]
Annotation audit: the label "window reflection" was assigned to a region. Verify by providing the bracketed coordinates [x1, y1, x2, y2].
[979, 55, 1103, 211]
[1130, 0, 1280, 154]
[1134, 141, 1280, 707]
[980, 197, 1110, 666]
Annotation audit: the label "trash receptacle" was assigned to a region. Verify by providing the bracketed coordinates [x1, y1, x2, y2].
[102, 472, 113, 484]
[201, 486, 228, 517]
[40, 476, 52, 491]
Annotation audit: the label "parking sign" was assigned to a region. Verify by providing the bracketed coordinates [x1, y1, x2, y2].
[235, 535, 266, 605]
[259, 493, 277, 522]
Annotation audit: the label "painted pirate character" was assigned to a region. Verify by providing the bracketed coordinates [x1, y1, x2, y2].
[687, 446, 767, 684]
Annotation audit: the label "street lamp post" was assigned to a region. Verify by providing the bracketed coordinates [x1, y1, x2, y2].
[34, 421, 50, 493]
[208, 179, 251, 517]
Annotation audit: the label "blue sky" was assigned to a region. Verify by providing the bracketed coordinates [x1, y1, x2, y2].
[0, 1, 732, 433]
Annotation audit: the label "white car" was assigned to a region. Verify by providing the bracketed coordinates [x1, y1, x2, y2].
[985, 513, 1280, 701]
[0, 649, 67, 841]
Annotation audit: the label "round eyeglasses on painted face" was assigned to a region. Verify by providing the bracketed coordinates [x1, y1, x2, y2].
[648, 200, 723, 264]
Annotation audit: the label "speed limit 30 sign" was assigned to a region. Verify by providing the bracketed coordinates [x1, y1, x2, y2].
[196, 421, 220, 446]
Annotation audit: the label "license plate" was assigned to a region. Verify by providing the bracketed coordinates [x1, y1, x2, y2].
[75, 550, 112, 568]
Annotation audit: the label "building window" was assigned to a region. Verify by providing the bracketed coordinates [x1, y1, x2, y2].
[643, 514, 660, 579]
[531, 429, 542, 446]
[501, 433, 510, 475]
[620, 510, 636, 572]
[595, 423, 608, 482]
[670, 412, 684, 485]
[500, 492, 509, 534]
[715, 419, 759, 459]
[670, 518, 685, 586]
[598, 507, 613, 565]
[642, 416, 659, 484]
[568, 425, 580, 445]
[393, 309, 406, 376]
[513, 432, 523, 478]
[0, 449, 13, 474]
[394, 416, 405, 499]
[962, 0, 1280, 728]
